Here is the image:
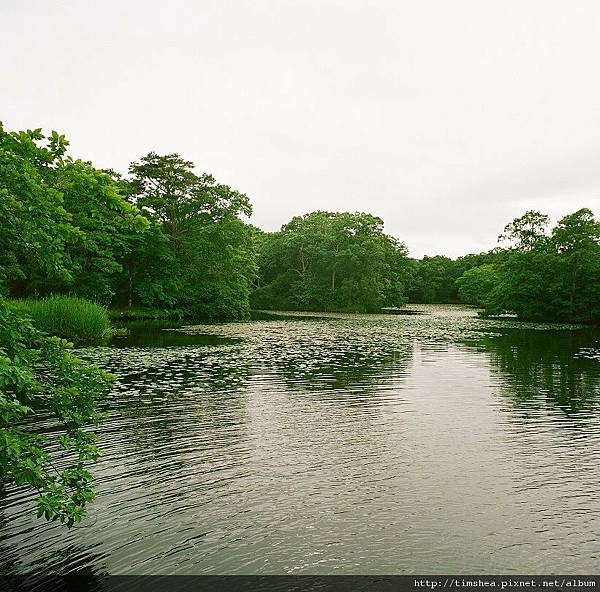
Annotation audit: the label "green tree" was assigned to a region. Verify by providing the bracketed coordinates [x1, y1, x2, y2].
[0, 124, 148, 304]
[0, 125, 77, 295]
[486, 209, 600, 323]
[0, 299, 112, 526]
[117, 222, 183, 309]
[49, 162, 149, 304]
[127, 153, 256, 318]
[499, 210, 550, 251]
[455, 264, 500, 307]
[252, 211, 411, 313]
[406, 256, 461, 303]
[551, 209, 600, 323]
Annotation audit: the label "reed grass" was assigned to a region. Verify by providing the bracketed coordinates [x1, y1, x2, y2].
[15, 296, 111, 341]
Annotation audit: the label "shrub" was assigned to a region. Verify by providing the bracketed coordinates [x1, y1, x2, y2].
[0, 298, 113, 526]
[18, 296, 110, 341]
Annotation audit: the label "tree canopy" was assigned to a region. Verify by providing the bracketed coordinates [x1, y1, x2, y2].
[126, 152, 256, 318]
[0, 124, 256, 319]
[251, 211, 411, 313]
[484, 209, 600, 323]
[1, 121, 598, 324]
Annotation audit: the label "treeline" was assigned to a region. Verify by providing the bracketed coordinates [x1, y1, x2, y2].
[252, 210, 600, 324]
[476, 210, 600, 323]
[406, 251, 504, 304]
[0, 125, 255, 318]
[1, 123, 598, 323]
[406, 210, 600, 323]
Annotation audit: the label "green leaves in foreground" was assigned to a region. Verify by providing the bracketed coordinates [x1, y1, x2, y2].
[0, 299, 113, 527]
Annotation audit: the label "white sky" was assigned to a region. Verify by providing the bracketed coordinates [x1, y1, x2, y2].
[2, 0, 599, 257]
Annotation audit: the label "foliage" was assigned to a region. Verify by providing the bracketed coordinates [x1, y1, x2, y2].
[126, 152, 256, 318]
[411, 209, 599, 323]
[2, 122, 598, 328]
[406, 255, 460, 303]
[406, 251, 503, 304]
[485, 209, 600, 323]
[48, 162, 149, 304]
[0, 125, 76, 295]
[1, 123, 255, 319]
[455, 264, 500, 307]
[15, 296, 111, 342]
[0, 123, 148, 304]
[498, 210, 550, 252]
[115, 221, 183, 310]
[252, 211, 411, 313]
[0, 299, 113, 527]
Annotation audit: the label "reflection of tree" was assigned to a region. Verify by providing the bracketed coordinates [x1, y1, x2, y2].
[275, 341, 413, 394]
[0, 490, 22, 575]
[466, 328, 600, 414]
[25, 545, 109, 582]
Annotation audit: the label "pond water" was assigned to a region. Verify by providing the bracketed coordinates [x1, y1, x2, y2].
[1, 305, 600, 575]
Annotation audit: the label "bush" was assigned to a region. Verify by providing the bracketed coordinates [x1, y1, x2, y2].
[16, 296, 110, 341]
[0, 298, 113, 526]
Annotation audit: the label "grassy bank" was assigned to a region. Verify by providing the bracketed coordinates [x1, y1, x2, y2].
[10, 296, 111, 341]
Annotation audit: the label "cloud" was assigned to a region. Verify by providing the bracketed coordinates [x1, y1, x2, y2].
[2, 0, 599, 257]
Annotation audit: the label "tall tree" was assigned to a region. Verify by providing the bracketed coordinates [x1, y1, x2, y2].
[499, 210, 550, 251]
[486, 209, 600, 323]
[0, 124, 148, 303]
[127, 153, 256, 318]
[0, 126, 77, 295]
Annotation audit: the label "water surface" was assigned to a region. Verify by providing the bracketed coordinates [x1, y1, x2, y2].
[1, 305, 599, 575]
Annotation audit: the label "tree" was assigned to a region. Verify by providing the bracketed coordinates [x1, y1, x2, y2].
[252, 211, 411, 313]
[499, 210, 549, 251]
[0, 125, 77, 296]
[406, 256, 460, 303]
[117, 222, 183, 310]
[0, 124, 148, 304]
[127, 153, 256, 318]
[0, 299, 113, 526]
[551, 209, 600, 323]
[485, 209, 600, 323]
[48, 162, 149, 304]
[455, 264, 500, 307]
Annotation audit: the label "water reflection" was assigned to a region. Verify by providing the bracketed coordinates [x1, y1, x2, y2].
[467, 328, 600, 413]
[109, 321, 240, 349]
[181, 319, 415, 394]
[1, 308, 599, 575]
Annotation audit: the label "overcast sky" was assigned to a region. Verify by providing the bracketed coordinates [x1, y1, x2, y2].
[2, 1, 599, 257]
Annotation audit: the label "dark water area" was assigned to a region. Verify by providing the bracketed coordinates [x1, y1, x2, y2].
[109, 321, 241, 349]
[1, 305, 599, 575]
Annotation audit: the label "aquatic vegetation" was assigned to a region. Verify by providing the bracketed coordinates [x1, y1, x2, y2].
[15, 296, 111, 341]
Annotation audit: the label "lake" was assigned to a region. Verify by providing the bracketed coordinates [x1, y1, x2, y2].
[1, 305, 599, 575]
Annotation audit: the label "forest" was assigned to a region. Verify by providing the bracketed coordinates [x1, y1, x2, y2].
[2, 124, 599, 324]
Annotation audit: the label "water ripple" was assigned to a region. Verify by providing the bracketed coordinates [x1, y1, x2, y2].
[1, 305, 599, 575]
